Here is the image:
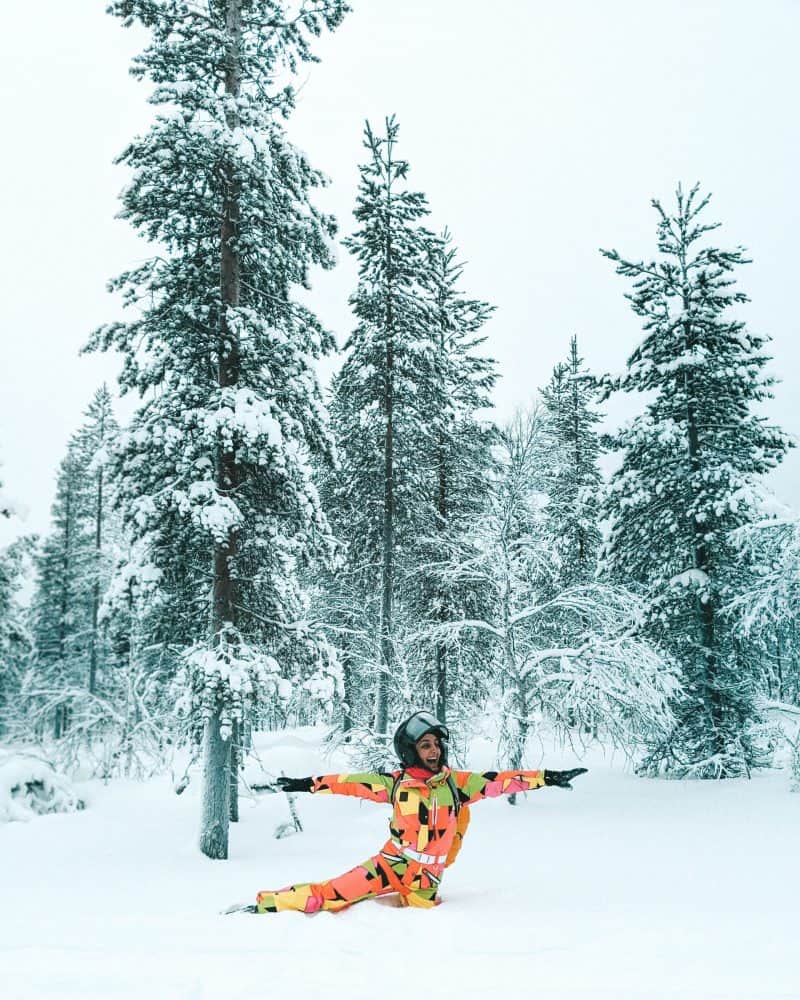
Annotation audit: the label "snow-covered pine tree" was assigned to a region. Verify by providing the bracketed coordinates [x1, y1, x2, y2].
[425, 406, 679, 786]
[300, 456, 372, 738]
[729, 511, 800, 707]
[600, 184, 792, 778]
[94, 0, 348, 858]
[28, 438, 93, 739]
[71, 386, 120, 696]
[403, 230, 497, 722]
[333, 117, 439, 738]
[728, 512, 800, 787]
[0, 468, 33, 736]
[94, 537, 184, 779]
[469, 407, 550, 778]
[0, 537, 34, 737]
[540, 336, 602, 586]
[23, 390, 120, 757]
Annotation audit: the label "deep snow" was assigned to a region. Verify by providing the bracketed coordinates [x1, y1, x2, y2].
[1, 727, 798, 1000]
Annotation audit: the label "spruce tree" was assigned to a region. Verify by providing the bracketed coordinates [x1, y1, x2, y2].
[71, 386, 120, 696]
[302, 452, 370, 737]
[28, 440, 91, 738]
[729, 513, 800, 707]
[540, 336, 602, 586]
[600, 184, 791, 777]
[95, 0, 348, 857]
[404, 230, 497, 722]
[0, 474, 33, 735]
[334, 116, 438, 737]
[427, 406, 678, 782]
[25, 390, 120, 747]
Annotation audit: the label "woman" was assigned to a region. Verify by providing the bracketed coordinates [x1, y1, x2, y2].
[234, 710, 587, 914]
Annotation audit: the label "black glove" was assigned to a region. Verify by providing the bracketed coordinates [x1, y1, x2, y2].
[544, 767, 588, 789]
[276, 775, 314, 794]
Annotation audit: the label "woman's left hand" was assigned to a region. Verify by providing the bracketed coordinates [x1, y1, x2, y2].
[543, 768, 588, 789]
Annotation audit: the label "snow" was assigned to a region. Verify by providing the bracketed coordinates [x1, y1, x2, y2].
[670, 569, 710, 589]
[656, 349, 709, 374]
[0, 752, 84, 823]
[0, 486, 28, 521]
[86, 446, 110, 475]
[1, 726, 798, 999]
[202, 388, 285, 452]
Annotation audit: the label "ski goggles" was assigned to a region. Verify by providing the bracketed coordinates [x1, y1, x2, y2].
[403, 711, 449, 743]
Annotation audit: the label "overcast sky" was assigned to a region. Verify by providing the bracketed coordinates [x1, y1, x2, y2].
[2, 0, 799, 547]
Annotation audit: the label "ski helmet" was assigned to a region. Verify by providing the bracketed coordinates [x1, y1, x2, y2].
[393, 710, 450, 768]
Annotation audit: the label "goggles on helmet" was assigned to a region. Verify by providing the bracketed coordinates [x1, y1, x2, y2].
[402, 710, 449, 744]
[393, 710, 451, 768]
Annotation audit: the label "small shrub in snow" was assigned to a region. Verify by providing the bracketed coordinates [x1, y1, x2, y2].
[0, 752, 85, 823]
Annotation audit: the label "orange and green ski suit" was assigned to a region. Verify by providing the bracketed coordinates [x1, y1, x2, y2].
[255, 764, 545, 913]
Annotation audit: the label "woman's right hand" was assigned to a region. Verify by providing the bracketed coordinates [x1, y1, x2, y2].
[276, 776, 314, 793]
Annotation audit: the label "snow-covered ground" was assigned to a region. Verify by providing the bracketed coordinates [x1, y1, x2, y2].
[1, 727, 798, 1000]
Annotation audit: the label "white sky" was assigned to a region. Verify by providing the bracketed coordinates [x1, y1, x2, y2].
[2, 0, 799, 546]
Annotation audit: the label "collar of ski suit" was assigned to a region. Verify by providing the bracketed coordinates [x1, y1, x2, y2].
[403, 765, 452, 785]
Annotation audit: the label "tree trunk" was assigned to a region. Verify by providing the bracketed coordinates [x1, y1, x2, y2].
[435, 436, 448, 723]
[570, 337, 586, 570]
[378, 388, 393, 737]
[200, 710, 231, 859]
[508, 674, 529, 807]
[229, 717, 239, 823]
[55, 477, 74, 739]
[341, 630, 353, 737]
[502, 544, 521, 805]
[200, 0, 242, 860]
[122, 593, 137, 777]
[376, 127, 395, 738]
[682, 278, 721, 752]
[435, 643, 447, 724]
[124, 660, 137, 778]
[89, 462, 104, 696]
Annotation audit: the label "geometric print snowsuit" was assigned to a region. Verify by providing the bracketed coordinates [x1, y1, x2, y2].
[255, 764, 545, 913]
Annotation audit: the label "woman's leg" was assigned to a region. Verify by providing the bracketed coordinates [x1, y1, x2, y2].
[397, 860, 442, 908]
[256, 853, 396, 914]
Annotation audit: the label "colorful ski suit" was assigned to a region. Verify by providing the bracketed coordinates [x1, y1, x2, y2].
[255, 765, 545, 913]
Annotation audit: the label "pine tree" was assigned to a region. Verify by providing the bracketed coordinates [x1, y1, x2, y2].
[729, 511, 800, 707]
[540, 336, 602, 586]
[334, 116, 438, 738]
[71, 386, 120, 696]
[425, 407, 678, 784]
[94, 0, 348, 858]
[728, 512, 800, 787]
[28, 439, 92, 738]
[600, 184, 792, 777]
[302, 454, 371, 738]
[476, 407, 552, 777]
[403, 230, 497, 722]
[0, 467, 33, 736]
[25, 390, 120, 748]
[0, 539, 34, 736]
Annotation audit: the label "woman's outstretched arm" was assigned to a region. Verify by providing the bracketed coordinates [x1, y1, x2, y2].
[276, 772, 395, 803]
[451, 767, 587, 805]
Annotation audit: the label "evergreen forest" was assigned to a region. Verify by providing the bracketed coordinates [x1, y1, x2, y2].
[1, 1, 799, 862]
